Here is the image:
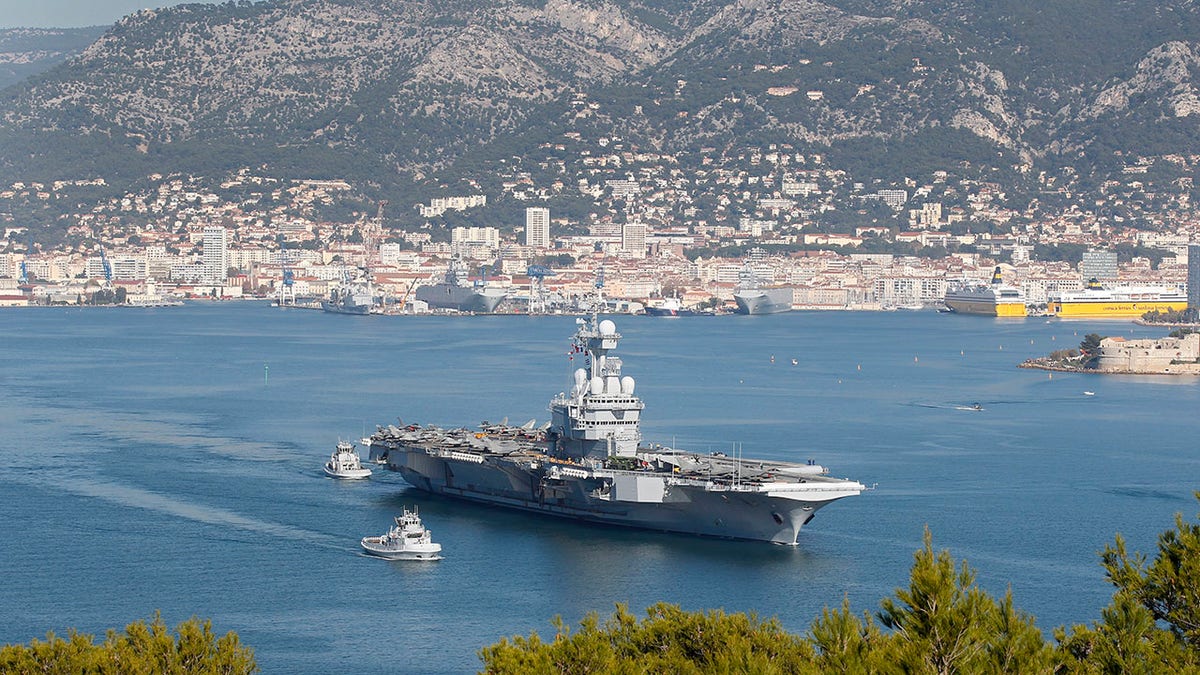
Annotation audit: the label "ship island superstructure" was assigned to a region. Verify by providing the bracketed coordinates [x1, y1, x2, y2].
[367, 310, 866, 544]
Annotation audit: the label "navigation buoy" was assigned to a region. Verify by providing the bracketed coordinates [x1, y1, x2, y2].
[857, 363, 862, 371]
[914, 356, 919, 363]
[960, 350, 964, 356]
[770, 355, 775, 363]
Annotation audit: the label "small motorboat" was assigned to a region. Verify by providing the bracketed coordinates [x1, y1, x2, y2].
[324, 440, 372, 479]
[361, 507, 443, 560]
[1083, 391, 1096, 396]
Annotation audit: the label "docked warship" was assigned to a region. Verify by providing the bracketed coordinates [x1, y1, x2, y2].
[366, 309, 866, 544]
[415, 258, 506, 313]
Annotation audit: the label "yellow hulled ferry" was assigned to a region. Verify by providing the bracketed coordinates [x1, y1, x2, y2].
[943, 267, 1027, 317]
[1048, 280, 1188, 318]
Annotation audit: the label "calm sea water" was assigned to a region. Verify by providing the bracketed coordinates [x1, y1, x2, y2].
[1, 303, 1196, 673]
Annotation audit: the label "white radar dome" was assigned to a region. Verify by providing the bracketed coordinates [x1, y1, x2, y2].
[605, 375, 620, 394]
[574, 368, 587, 385]
[621, 376, 635, 395]
[599, 319, 617, 335]
[590, 377, 604, 396]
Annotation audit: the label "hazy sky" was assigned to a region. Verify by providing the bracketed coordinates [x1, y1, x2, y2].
[0, 1, 218, 29]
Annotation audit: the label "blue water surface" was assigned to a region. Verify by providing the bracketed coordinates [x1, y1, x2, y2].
[1, 303, 1196, 673]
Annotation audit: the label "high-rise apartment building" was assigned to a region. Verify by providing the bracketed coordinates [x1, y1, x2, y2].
[1080, 249, 1118, 281]
[525, 207, 550, 248]
[622, 222, 647, 258]
[1188, 244, 1200, 309]
[202, 225, 229, 285]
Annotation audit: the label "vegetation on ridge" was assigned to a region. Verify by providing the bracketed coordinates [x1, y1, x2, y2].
[480, 494, 1200, 673]
[0, 612, 257, 673]
[3, 0, 1200, 203]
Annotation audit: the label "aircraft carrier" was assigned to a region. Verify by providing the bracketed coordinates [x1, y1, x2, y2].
[365, 308, 867, 544]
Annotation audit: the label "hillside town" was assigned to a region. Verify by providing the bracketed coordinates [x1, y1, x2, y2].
[2, 141, 1199, 312]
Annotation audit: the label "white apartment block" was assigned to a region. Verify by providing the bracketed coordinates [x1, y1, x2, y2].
[90, 255, 148, 280]
[525, 207, 551, 248]
[379, 243, 402, 266]
[229, 248, 273, 270]
[757, 198, 796, 210]
[782, 180, 820, 196]
[605, 179, 640, 198]
[202, 226, 229, 284]
[876, 189, 908, 208]
[908, 202, 944, 228]
[621, 222, 647, 258]
[420, 194, 487, 218]
[452, 226, 500, 249]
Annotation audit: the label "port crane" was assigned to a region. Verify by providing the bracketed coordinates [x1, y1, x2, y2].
[99, 246, 113, 286]
[17, 234, 34, 288]
[526, 264, 555, 314]
[277, 249, 295, 306]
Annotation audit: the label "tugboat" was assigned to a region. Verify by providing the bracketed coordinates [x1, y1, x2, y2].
[360, 507, 443, 560]
[323, 441, 372, 479]
[365, 280, 867, 545]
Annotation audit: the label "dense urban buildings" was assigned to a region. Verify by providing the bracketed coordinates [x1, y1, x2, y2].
[2, 145, 1200, 311]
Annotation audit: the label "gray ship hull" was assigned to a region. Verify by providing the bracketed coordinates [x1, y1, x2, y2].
[415, 284, 505, 313]
[734, 287, 793, 314]
[368, 441, 859, 544]
[362, 307, 864, 545]
[321, 300, 372, 315]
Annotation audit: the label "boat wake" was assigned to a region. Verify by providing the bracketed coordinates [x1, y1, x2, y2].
[912, 402, 986, 412]
[37, 475, 345, 549]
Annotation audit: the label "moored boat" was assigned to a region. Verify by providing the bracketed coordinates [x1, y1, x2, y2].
[943, 267, 1027, 317]
[415, 258, 506, 313]
[643, 297, 697, 317]
[1047, 279, 1187, 318]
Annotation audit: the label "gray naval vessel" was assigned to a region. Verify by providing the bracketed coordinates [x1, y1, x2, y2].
[415, 258, 506, 313]
[366, 311, 866, 544]
[733, 264, 793, 315]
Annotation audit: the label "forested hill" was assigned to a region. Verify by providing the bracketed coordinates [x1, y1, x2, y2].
[2, 0, 1199, 198]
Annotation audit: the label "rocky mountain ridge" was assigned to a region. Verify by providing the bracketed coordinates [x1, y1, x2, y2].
[1, 0, 1198, 195]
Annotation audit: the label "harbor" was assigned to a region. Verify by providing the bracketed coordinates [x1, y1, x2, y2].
[2, 303, 1196, 673]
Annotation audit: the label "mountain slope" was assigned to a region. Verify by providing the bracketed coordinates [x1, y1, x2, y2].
[0, 0, 1198, 195]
